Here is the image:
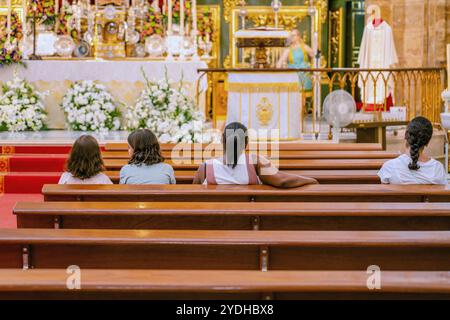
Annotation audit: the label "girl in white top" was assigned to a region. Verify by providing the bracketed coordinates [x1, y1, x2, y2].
[378, 116, 447, 185]
[193, 122, 318, 188]
[59, 135, 112, 185]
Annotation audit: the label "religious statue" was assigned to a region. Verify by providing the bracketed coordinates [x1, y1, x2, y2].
[277, 30, 314, 91]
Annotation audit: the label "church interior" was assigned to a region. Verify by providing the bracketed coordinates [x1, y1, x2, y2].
[0, 0, 449, 302]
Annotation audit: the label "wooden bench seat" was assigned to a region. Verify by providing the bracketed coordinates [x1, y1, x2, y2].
[105, 142, 384, 152]
[104, 158, 389, 171]
[0, 229, 449, 271]
[104, 170, 381, 184]
[41, 184, 450, 203]
[0, 269, 447, 299]
[102, 150, 399, 160]
[14, 202, 450, 231]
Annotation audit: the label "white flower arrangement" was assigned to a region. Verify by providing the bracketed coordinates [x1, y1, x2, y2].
[61, 80, 121, 132]
[0, 76, 47, 132]
[125, 69, 205, 143]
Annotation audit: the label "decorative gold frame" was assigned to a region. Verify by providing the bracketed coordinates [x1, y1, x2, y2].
[328, 7, 344, 68]
[226, 6, 323, 68]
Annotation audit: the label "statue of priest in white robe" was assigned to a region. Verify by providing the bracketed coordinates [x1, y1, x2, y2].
[358, 20, 398, 105]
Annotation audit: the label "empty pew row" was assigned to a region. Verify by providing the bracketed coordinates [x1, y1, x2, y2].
[103, 158, 389, 171]
[0, 229, 449, 271]
[0, 269, 448, 299]
[102, 150, 400, 160]
[14, 202, 450, 231]
[104, 170, 381, 184]
[105, 142, 385, 152]
[42, 184, 450, 202]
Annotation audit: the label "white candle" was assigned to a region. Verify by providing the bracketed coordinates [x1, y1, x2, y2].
[168, 0, 173, 34]
[7, 0, 11, 43]
[55, 0, 59, 16]
[180, 0, 184, 35]
[192, 0, 197, 36]
[22, 0, 27, 46]
[273, 0, 279, 8]
[447, 44, 450, 89]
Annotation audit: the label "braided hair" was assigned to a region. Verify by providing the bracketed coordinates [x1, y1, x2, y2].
[223, 122, 248, 169]
[405, 116, 433, 171]
[127, 129, 164, 166]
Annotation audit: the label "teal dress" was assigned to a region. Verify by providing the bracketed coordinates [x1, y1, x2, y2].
[287, 46, 312, 91]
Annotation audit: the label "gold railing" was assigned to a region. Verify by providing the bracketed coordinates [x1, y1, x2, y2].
[198, 67, 446, 130]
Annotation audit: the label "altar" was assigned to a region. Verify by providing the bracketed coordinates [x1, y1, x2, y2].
[226, 72, 302, 140]
[0, 60, 208, 129]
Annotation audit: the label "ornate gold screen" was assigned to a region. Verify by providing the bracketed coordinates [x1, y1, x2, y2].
[224, 4, 325, 68]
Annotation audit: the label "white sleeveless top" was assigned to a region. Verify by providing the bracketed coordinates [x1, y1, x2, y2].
[204, 153, 261, 185]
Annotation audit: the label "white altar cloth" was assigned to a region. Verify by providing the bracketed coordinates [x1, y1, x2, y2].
[0, 60, 208, 129]
[226, 73, 302, 139]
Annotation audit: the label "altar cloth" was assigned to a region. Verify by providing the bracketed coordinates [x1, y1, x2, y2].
[0, 60, 208, 129]
[226, 72, 303, 140]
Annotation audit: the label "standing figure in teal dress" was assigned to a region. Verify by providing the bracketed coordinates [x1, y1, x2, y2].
[277, 30, 315, 92]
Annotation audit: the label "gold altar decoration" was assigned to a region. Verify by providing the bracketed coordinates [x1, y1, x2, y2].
[256, 97, 273, 126]
[226, 5, 323, 68]
[328, 7, 344, 68]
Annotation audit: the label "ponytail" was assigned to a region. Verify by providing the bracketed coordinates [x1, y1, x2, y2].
[405, 116, 433, 171]
[223, 122, 248, 169]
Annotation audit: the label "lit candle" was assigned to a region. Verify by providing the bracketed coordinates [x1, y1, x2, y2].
[168, 0, 173, 35]
[273, 0, 279, 8]
[7, 0, 11, 43]
[180, 0, 184, 35]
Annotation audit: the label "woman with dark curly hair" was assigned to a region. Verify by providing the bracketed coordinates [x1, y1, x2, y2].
[59, 135, 112, 184]
[120, 129, 176, 184]
[377, 116, 447, 184]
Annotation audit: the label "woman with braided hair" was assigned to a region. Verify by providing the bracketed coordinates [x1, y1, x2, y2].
[377, 116, 447, 184]
[120, 129, 176, 184]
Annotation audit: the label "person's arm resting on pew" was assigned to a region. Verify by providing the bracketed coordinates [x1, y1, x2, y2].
[256, 156, 318, 188]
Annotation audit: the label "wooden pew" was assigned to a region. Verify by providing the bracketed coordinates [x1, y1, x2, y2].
[0, 269, 448, 299]
[105, 170, 381, 184]
[14, 201, 450, 231]
[0, 229, 449, 271]
[102, 150, 400, 160]
[104, 158, 389, 171]
[105, 142, 384, 152]
[41, 184, 450, 203]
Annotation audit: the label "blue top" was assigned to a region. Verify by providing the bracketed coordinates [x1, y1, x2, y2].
[120, 162, 176, 185]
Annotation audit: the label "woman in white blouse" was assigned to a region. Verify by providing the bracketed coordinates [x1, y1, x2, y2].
[378, 116, 447, 185]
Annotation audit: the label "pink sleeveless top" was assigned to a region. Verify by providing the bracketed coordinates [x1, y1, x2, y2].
[205, 154, 260, 185]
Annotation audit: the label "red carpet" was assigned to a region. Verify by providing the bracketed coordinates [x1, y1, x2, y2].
[0, 144, 76, 193]
[0, 193, 43, 228]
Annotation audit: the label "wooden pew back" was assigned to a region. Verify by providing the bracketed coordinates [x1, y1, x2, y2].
[14, 201, 450, 231]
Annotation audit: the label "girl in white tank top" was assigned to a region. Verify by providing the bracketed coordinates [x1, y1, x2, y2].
[193, 122, 318, 188]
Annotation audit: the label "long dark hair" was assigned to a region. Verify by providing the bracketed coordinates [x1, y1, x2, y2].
[405, 116, 433, 170]
[67, 135, 104, 180]
[222, 122, 248, 169]
[128, 129, 164, 166]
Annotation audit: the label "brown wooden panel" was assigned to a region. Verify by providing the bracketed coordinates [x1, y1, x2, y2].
[31, 244, 259, 270]
[269, 247, 450, 271]
[0, 245, 22, 268]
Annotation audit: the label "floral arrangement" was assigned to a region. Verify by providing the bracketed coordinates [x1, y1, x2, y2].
[56, 4, 76, 37]
[0, 11, 23, 66]
[0, 76, 47, 132]
[197, 7, 214, 41]
[28, 0, 56, 26]
[125, 69, 204, 143]
[61, 81, 122, 132]
[139, 6, 165, 42]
